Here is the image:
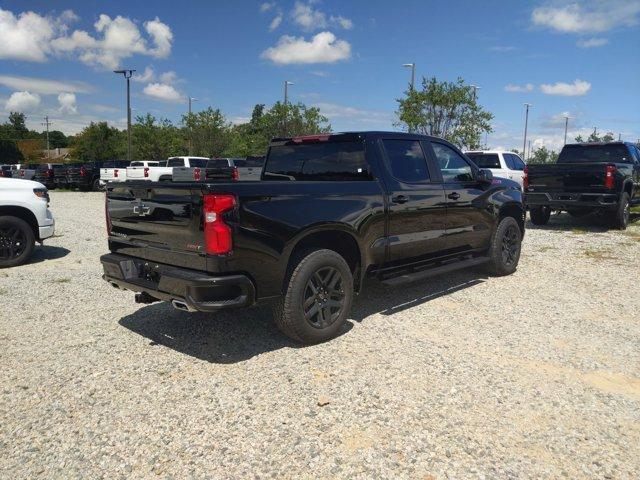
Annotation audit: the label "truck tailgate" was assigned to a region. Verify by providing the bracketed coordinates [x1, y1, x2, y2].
[126, 167, 147, 180]
[528, 163, 607, 192]
[107, 183, 206, 270]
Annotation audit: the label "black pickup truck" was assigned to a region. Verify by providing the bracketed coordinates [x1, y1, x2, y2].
[525, 142, 640, 229]
[100, 132, 525, 344]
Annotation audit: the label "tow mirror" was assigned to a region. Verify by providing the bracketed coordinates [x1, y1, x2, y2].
[476, 168, 493, 184]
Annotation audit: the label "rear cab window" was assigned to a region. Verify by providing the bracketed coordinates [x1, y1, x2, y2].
[264, 138, 372, 181]
[558, 144, 632, 163]
[167, 158, 185, 167]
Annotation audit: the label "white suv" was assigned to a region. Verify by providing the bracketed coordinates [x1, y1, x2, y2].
[0, 178, 55, 267]
[465, 150, 526, 189]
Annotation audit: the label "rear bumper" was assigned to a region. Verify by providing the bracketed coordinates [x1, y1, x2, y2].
[100, 253, 256, 312]
[524, 191, 619, 209]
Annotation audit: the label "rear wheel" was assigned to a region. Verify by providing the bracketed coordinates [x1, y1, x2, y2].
[0, 216, 35, 268]
[273, 249, 353, 344]
[530, 206, 551, 225]
[486, 216, 521, 276]
[92, 178, 103, 191]
[611, 192, 630, 230]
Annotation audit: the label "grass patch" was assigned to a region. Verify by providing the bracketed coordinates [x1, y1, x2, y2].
[53, 278, 71, 284]
[583, 248, 616, 261]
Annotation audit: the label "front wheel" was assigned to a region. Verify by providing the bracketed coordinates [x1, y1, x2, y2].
[530, 206, 551, 225]
[486, 216, 522, 276]
[273, 249, 353, 344]
[0, 216, 35, 268]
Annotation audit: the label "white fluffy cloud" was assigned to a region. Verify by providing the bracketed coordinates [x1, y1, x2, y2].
[58, 92, 78, 114]
[531, 1, 640, 34]
[0, 75, 92, 94]
[505, 83, 534, 93]
[262, 31, 351, 65]
[577, 37, 609, 48]
[540, 79, 591, 96]
[143, 83, 182, 102]
[0, 7, 173, 69]
[5, 91, 41, 112]
[132, 66, 156, 83]
[269, 14, 283, 31]
[260, 2, 276, 13]
[292, 1, 327, 30]
[330, 15, 353, 30]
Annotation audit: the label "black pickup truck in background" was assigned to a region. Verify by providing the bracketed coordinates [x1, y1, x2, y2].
[525, 142, 640, 229]
[66, 162, 104, 191]
[101, 132, 525, 344]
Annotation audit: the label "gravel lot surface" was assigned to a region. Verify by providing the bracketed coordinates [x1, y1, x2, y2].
[1, 192, 639, 479]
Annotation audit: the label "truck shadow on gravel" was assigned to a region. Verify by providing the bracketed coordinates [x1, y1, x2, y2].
[525, 212, 640, 233]
[29, 245, 70, 264]
[118, 269, 487, 364]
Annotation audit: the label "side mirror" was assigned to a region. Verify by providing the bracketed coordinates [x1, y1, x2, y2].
[476, 168, 493, 184]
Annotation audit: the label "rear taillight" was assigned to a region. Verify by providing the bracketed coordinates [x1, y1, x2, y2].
[20, 170, 24, 177]
[203, 194, 236, 255]
[193, 167, 201, 181]
[105, 192, 112, 234]
[80, 166, 87, 177]
[604, 164, 616, 189]
[144, 167, 149, 178]
[0, 171, 4, 177]
[523, 166, 529, 190]
[114, 169, 119, 178]
[231, 166, 239, 182]
[47, 168, 54, 178]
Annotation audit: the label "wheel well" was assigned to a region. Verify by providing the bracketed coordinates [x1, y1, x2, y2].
[500, 203, 525, 236]
[0, 206, 39, 239]
[623, 182, 633, 197]
[286, 230, 361, 290]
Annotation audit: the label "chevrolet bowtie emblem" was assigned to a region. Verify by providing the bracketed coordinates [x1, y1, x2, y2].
[133, 201, 151, 216]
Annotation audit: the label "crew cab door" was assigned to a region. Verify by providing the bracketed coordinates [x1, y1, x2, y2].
[379, 137, 447, 264]
[428, 140, 493, 253]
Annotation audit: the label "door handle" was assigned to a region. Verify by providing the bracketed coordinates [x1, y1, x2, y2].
[391, 194, 409, 204]
[447, 192, 460, 200]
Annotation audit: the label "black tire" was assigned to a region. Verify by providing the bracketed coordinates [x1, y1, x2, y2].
[611, 192, 630, 230]
[486, 216, 522, 276]
[530, 206, 551, 225]
[0, 216, 35, 268]
[273, 248, 353, 344]
[92, 178, 103, 191]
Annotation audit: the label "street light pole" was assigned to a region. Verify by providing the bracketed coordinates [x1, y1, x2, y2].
[402, 63, 416, 90]
[470, 84, 481, 103]
[563, 115, 570, 145]
[188, 96, 197, 155]
[42, 115, 52, 159]
[113, 69, 135, 161]
[523, 103, 532, 161]
[284, 80, 294, 106]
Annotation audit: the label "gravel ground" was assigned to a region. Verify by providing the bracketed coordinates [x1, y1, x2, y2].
[1, 192, 639, 479]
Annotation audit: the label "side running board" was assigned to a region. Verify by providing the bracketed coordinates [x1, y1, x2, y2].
[381, 257, 490, 287]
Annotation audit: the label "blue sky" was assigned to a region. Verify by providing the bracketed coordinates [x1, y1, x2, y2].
[1, 0, 639, 152]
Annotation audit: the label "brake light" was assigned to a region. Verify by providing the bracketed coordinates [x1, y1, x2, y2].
[292, 134, 330, 143]
[105, 192, 112, 234]
[20, 170, 24, 177]
[231, 166, 239, 181]
[604, 164, 616, 189]
[203, 194, 235, 254]
[114, 169, 119, 178]
[80, 166, 87, 177]
[193, 167, 201, 181]
[523, 166, 529, 190]
[144, 167, 149, 178]
[47, 168, 54, 179]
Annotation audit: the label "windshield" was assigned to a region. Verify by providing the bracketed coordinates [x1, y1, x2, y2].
[466, 153, 501, 169]
[558, 144, 631, 163]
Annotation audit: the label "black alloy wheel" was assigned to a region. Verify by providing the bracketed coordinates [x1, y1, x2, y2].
[303, 266, 346, 329]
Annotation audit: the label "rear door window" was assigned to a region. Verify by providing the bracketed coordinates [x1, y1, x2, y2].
[431, 142, 474, 182]
[503, 154, 516, 170]
[466, 153, 501, 169]
[382, 139, 430, 183]
[509, 154, 525, 170]
[264, 141, 371, 181]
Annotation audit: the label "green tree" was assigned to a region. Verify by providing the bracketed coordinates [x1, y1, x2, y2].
[0, 140, 24, 163]
[132, 114, 185, 160]
[72, 122, 126, 161]
[528, 146, 558, 164]
[575, 131, 615, 143]
[8, 112, 29, 139]
[183, 107, 231, 158]
[47, 130, 68, 149]
[396, 76, 493, 149]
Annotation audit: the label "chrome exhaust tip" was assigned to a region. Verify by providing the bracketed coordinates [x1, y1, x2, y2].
[171, 299, 195, 312]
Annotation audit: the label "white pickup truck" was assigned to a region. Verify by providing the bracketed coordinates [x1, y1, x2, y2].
[0, 178, 55, 267]
[464, 150, 527, 189]
[99, 160, 133, 186]
[126, 157, 209, 182]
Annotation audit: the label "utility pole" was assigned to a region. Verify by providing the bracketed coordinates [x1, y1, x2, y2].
[528, 140, 532, 160]
[402, 63, 416, 91]
[618, 133, 622, 141]
[188, 96, 197, 155]
[41, 115, 52, 158]
[523, 103, 532, 161]
[563, 115, 570, 145]
[283, 81, 294, 136]
[470, 84, 481, 103]
[113, 69, 135, 161]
